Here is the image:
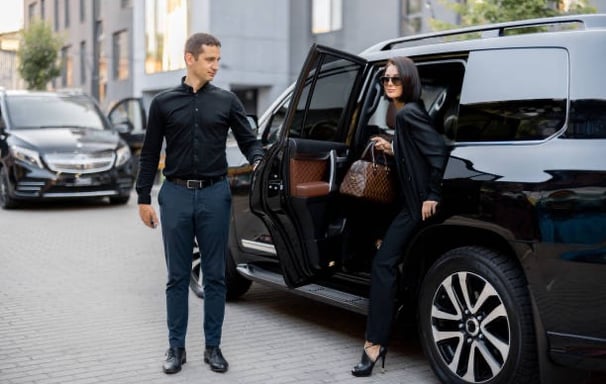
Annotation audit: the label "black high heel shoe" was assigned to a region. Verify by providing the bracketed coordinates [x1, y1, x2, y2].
[351, 344, 387, 377]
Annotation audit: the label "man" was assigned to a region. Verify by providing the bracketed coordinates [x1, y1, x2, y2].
[136, 33, 263, 374]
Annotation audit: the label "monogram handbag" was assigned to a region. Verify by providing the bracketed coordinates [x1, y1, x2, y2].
[339, 141, 396, 204]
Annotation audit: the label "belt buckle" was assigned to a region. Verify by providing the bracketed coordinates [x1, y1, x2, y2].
[186, 179, 203, 189]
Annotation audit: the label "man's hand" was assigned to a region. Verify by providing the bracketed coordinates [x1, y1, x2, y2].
[252, 160, 261, 171]
[139, 204, 159, 228]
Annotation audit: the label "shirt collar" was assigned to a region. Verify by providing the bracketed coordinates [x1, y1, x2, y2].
[180, 76, 213, 94]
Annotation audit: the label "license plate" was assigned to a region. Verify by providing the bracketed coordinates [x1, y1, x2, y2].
[74, 177, 93, 186]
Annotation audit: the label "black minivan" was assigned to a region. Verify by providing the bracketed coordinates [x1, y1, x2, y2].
[187, 14, 606, 384]
[0, 89, 145, 209]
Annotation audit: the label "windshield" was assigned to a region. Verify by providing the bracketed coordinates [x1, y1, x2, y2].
[6, 94, 108, 130]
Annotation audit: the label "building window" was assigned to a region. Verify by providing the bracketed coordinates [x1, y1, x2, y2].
[144, 0, 188, 74]
[112, 30, 129, 80]
[401, 0, 423, 36]
[41, 0, 46, 19]
[28, 3, 36, 22]
[61, 45, 73, 87]
[312, 0, 342, 34]
[64, 0, 70, 27]
[80, 0, 85, 22]
[94, 0, 100, 20]
[96, 20, 107, 103]
[80, 40, 86, 84]
[54, 0, 59, 31]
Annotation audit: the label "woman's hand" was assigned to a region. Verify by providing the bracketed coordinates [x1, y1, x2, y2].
[370, 136, 393, 156]
[422, 200, 438, 221]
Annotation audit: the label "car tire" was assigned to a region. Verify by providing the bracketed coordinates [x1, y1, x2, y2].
[109, 194, 130, 205]
[0, 168, 19, 209]
[190, 245, 252, 301]
[418, 246, 538, 384]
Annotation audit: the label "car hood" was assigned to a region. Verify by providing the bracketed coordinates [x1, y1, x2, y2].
[10, 128, 120, 153]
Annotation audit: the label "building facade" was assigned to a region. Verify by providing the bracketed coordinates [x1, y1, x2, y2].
[20, 0, 606, 115]
[20, 0, 460, 114]
[0, 31, 23, 89]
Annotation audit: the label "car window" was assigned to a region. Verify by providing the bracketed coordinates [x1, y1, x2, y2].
[108, 98, 145, 133]
[564, 100, 606, 139]
[6, 95, 107, 130]
[289, 54, 364, 141]
[262, 93, 291, 145]
[457, 48, 568, 142]
[362, 60, 465, 144]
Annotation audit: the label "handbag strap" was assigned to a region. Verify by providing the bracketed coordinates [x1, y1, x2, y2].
[361, 141, 389, 168]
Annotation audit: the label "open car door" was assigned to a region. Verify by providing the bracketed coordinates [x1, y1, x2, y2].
[107, 97, 147, 156]
[251, 44, 368, 287]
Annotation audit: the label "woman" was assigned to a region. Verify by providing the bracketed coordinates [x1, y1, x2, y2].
[351, 56, 448, 377]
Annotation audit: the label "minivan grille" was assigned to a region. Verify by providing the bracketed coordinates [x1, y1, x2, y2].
[44, 151, 115, 174]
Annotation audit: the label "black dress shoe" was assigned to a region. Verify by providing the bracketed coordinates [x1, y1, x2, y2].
[162, 347, 186, 374]
[204, 346, 229, 373]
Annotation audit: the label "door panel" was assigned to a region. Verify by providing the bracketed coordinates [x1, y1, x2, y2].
[107, 97, 147, 155]
[251, 44, 367, 287]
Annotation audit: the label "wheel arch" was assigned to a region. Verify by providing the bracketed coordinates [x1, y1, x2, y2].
[399, 220, 531, 307]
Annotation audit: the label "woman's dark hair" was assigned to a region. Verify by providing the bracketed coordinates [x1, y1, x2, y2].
[386, 56, 422, 103]
[185, 33, 221, 57]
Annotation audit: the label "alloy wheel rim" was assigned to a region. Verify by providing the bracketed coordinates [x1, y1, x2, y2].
[430, 271, 510, 383]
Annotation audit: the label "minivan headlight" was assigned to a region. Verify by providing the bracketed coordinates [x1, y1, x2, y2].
[115, 145, 132, 167]
[11, 145, 43, 168]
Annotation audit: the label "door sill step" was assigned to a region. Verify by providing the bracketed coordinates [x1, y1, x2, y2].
[236, 264, 368, 315]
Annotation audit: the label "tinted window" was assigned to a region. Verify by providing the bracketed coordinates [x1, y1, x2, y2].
[362, 60, 465, 145]
[456, 48, 568, 142]
[289, 54, 363, 141]
[6, 95, 107, 130]
[564, 100, 606, 139]
[262, 93, 291, 145]
[108, 99, 145, 133]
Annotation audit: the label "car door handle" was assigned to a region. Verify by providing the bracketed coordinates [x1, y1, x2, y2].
[329, 150, 337, 192]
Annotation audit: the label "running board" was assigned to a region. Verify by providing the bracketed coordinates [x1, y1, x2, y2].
[236, 264, 368, 315]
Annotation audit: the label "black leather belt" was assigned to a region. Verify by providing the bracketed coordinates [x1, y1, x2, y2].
[168, 176, 225, 189]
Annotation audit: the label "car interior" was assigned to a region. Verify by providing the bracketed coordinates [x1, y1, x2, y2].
[276, 58, 467, 276]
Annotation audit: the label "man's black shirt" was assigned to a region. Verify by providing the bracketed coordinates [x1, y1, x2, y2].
[136, 78, 263, 204]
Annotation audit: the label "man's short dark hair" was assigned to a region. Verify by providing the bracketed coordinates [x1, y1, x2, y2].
[184, 33, 221, 57]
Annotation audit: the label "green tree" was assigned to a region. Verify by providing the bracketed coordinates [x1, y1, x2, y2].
[17, 20, 64, 90]
[430, 0, 596, 31]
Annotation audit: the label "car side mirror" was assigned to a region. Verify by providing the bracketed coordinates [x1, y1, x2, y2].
[113, 121, 132, 134]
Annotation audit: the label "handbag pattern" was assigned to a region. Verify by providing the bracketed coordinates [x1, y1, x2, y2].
[339, 142, 396, 204]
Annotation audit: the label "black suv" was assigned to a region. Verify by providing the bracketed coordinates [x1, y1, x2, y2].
[0, 89, 144, 209]
[191, 14, 606, 384]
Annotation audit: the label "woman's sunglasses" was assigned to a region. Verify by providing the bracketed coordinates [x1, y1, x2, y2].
[380, 76, 402, 86]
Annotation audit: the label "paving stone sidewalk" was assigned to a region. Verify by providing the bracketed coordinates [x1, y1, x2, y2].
[0, 196, 439, 384]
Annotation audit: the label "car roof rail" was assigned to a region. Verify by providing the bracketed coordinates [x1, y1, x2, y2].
[55, 88, 86, 95]
[361, 13, 606, 53]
